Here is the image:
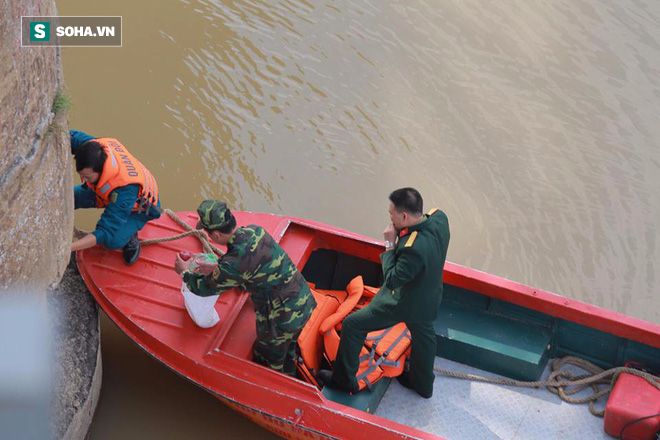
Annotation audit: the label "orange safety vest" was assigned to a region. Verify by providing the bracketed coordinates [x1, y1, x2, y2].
[86, 138, 159, 214]
[296, 277, 412, 391]
[320, 277, 384, 391]
[296, 285, 344, 387]
[364, 322, 411, 378]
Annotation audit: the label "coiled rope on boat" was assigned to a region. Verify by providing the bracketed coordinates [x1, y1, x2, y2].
[434, 356, 660, 416]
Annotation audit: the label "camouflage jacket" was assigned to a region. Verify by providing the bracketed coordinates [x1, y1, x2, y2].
[182, 225, 315, 331]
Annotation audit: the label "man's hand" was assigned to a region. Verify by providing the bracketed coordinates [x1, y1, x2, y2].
[73, 227, 89, 240]
[174, 252, 191, 275]
[383, 223, 397, 244]
[71, 234, 97, 252]
[195, 261, 216, 275]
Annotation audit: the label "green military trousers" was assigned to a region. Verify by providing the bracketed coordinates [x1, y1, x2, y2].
[252, 284, 316, 377]
[253, 327, 302, 377]
[331, 300, 437, 397]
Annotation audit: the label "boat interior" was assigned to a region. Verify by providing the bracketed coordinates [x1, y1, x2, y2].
[285, 220, 660, 439]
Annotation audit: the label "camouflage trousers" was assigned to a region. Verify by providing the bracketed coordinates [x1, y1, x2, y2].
[253, 328, 303, 376]
[253, 284, 316, 376]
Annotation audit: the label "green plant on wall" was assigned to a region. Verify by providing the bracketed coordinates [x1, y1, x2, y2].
[47, 89, 72, 136]
[52, 90, 72, 116]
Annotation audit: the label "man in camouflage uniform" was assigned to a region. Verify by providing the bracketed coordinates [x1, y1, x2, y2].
[173, 200, 316, 376]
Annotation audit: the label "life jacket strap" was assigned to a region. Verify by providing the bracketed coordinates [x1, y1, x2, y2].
[382, 329, 411, 358]
[356, 362, 381, 390]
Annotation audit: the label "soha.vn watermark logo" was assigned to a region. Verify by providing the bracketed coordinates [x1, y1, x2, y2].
[29, 22, 50, 41]
[22, 16, 122, 47]
[30, 22, 116, 40]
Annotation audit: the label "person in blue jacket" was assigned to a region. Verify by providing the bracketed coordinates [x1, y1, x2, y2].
[70, 130, 161, 265]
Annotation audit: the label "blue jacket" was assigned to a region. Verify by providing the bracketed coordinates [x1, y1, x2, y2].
[71, 130, 161, 247]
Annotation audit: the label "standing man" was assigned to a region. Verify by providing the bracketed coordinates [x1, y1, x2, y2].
[173, 200, 316, 377]
[319, 188, 450, 398]
[70, 130, 161, 265]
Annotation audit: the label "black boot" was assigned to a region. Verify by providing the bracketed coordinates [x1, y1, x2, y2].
[317, 369, 358, 393]
[122, 233, 141, 266]
[396, 372, 433, 399]
[396, 372, 415, 390]
[317, 370, 334, 387]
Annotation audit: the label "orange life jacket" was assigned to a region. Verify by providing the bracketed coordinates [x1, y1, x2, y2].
[296, 277, 412, 391]
[87, 138, 159, 214]
[364, 322, 411, 377]
[320, 276, 384, 391]
[296, 284, 343, 386]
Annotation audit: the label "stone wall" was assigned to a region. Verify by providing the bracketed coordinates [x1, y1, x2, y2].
[0, 2, 102, 439]
[49, 258, 102, 440]
[0, 0, 73, 290]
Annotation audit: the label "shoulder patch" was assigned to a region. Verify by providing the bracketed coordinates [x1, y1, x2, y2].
[109, 192, 118, 203]
[427, 208, 439, 216]
[404, 231, 418, 247]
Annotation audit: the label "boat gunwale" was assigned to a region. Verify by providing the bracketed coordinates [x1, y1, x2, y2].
[284, 214, 660, 349]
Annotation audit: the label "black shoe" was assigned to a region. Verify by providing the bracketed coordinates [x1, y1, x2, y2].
[396, 373, 433, 399]
[396, 373, 415, 390]
[122, 233, 141, 266]
[417, 388, 433, 399]
[317, 369, 333, 387]
[317, 369, 358, 393]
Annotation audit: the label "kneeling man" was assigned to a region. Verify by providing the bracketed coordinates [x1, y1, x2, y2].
[174, 200, 316, 376]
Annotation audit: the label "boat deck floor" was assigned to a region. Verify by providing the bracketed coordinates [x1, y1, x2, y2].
[375, 357, 609, 440]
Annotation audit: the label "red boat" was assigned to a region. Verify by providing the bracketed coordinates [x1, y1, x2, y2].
[77, 211, 660, 440]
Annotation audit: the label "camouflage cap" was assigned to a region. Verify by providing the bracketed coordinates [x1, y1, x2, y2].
[196, 200, 233, 230]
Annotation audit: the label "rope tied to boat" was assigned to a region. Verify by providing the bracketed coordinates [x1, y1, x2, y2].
[433, 356, 660, 417]
[138, 209, 224, 256]
[73, 209, 223, 254]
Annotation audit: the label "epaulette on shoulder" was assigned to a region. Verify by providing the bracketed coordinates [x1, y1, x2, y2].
[427, 208, 439, 216]
[404, 231, 418, 248]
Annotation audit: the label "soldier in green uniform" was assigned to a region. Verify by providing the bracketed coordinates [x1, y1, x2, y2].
[173, 200, 316, 376]
[319, 188, 450, 398]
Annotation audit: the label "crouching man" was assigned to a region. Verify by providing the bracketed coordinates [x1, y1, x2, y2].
[70, 130, 161, 265]
[174, 200, 316, 376]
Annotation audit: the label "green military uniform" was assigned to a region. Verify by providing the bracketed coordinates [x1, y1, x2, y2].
[183, 201, 316, 376]
[331, 208, 450, 397]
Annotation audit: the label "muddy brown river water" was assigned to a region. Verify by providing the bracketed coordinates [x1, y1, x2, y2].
[58, 0, 660, 437]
